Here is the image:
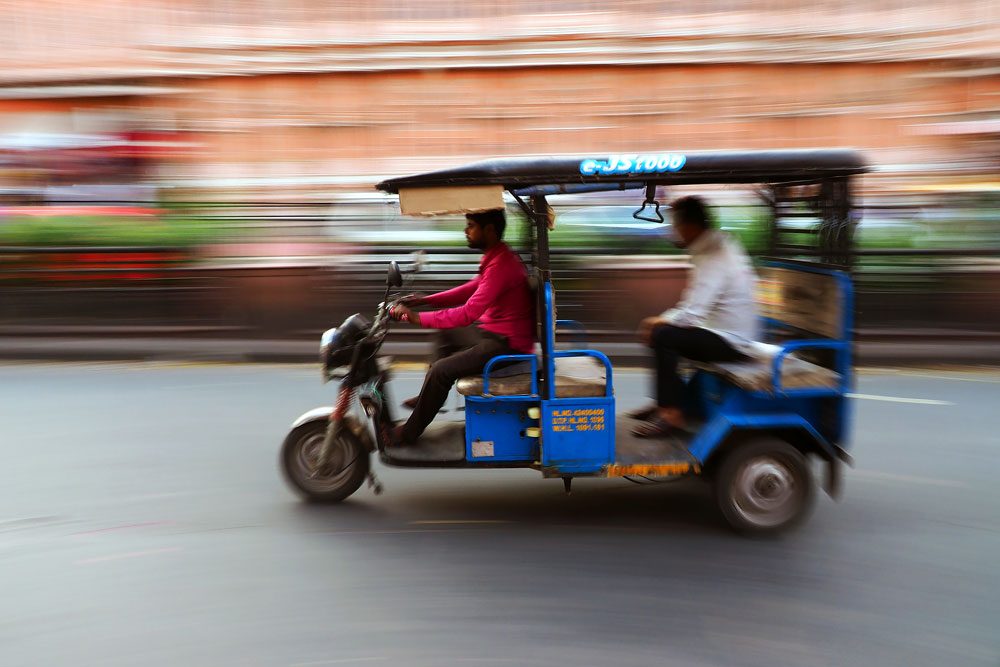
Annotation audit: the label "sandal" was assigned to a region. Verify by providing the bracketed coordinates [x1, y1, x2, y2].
[631, 415, 677, 438]
[625, 405, 658, 421]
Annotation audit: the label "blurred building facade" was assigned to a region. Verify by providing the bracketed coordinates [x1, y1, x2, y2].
[0, 1, 997, 198]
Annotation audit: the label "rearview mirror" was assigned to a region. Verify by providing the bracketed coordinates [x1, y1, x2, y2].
[387, 261, 403, 288]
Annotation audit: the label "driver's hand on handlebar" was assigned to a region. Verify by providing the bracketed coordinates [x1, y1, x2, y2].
[390, 304, 421, 325]
[398, 293, 426, 307]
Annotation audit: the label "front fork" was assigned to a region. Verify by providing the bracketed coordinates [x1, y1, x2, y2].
[359, 369, 395, 453]
[316, 385, 355, 471]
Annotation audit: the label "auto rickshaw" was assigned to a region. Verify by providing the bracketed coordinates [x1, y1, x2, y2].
[280, 149, 868, 535]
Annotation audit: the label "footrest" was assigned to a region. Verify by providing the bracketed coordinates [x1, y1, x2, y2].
[604, 417, 700, 477]
[383, 421, 466, 463]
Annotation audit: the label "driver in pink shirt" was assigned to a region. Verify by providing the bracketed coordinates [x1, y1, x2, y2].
[390, 209, 535, 445]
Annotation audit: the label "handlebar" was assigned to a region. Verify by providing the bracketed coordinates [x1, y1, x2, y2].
[364, 299, 399, 345]
[387, 303, 409, 322]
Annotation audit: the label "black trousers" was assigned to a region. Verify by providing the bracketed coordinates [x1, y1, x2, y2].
[651, 325, 748, 408]
[402, 326, 515, 441]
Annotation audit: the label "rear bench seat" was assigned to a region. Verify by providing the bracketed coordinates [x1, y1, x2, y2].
[691, 342, 840, 393]
[457, 355, 607, 398]
[693, 262, 849, 394]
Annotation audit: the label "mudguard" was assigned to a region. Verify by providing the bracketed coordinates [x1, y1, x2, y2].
[694, 412, 844, 500]
[290, 407, 334, 430]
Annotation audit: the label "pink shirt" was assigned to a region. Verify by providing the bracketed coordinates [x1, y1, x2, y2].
[419, 243, 536, 354]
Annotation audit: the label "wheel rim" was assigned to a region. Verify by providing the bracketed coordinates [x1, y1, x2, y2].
[730, 455, 801, 528]
[289, 429, 358, 494]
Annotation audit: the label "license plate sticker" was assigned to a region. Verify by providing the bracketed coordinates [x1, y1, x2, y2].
[471, 440, 495, 458]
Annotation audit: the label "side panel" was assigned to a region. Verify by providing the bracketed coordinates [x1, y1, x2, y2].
[687, 411, 835, 464]
[540, 396, 616, 473]
[759, 261, 854, 450]
[465, 397, 539, 462]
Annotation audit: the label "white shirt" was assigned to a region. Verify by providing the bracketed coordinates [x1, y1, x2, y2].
[660, 229, 760, 352]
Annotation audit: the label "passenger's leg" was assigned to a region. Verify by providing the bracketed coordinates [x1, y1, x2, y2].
[648, 325, 746, 430]
[400, 332, 512, 443]
[653, 338, 686, 414]
[667, 327, 747, 365]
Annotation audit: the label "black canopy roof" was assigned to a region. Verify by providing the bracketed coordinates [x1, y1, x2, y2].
[376, 149, 868, 194]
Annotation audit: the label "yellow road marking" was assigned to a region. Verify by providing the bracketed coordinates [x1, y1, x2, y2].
[322, 528, 477, 536]
[885, 370, 1000, 384]
[393, 361, 430, 370]
[409, 519, 512, 525]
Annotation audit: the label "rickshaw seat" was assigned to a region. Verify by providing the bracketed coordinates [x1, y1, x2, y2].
[456, 355, 607, 398]
[689, 264, 846, 393]
[691, 342, 840, 393]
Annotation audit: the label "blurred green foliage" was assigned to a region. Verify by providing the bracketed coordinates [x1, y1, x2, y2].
[2, 197, 997, 260]
[0, 214, 221, 247]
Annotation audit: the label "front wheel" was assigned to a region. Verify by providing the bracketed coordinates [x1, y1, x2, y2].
[280, 421, 370, 502]
[714, 437, 815, 536]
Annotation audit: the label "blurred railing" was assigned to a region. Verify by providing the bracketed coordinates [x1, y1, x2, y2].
[1, 198, 998, 338]
[1, 244, 998, 338]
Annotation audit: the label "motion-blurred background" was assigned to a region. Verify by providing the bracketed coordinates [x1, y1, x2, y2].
[1, 1, 998, 356]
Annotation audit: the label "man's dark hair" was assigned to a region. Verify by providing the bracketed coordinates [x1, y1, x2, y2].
[670, 195, 713, 229]
[467, 209, 507, 239]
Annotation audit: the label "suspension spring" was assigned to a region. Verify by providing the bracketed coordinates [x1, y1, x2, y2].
[331, 386, 356, 422]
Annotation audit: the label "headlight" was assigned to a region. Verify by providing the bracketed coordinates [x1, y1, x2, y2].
[319, 314, 372, 376]
[320, 327, 355, 371]
[319, 327, 339, 367]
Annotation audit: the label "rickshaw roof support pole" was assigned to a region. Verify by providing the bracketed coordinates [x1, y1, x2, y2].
[510, 191, 538, 271]
[510, 188, 551, 401]
[529, 194, 554, 402]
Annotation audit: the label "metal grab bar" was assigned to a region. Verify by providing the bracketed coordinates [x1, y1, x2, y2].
[482, 354, 538, 396]
[552, 349, 614, 398]
[771, 339, 849, 395]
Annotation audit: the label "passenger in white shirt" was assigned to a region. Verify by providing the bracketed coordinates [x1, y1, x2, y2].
[632, 195, 759, 438]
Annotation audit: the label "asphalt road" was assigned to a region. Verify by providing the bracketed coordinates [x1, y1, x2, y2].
[2, 362, 998, 667]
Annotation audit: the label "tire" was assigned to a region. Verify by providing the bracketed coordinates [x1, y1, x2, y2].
[714, 437, 815, 536]
[280, 421, 370, 503]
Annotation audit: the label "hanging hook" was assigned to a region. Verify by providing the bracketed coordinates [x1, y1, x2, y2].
[632, 182, 664, 223]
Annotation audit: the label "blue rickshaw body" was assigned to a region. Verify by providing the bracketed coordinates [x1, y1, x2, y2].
[460, 262, 853, 480]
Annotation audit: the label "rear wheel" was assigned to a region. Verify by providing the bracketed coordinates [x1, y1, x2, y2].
[280, 421, 369, 502]
[715, 437, 815, 536]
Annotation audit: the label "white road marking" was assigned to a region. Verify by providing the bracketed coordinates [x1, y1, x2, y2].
[847, 392, 953, 406]
[75, 547, 182, 564]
